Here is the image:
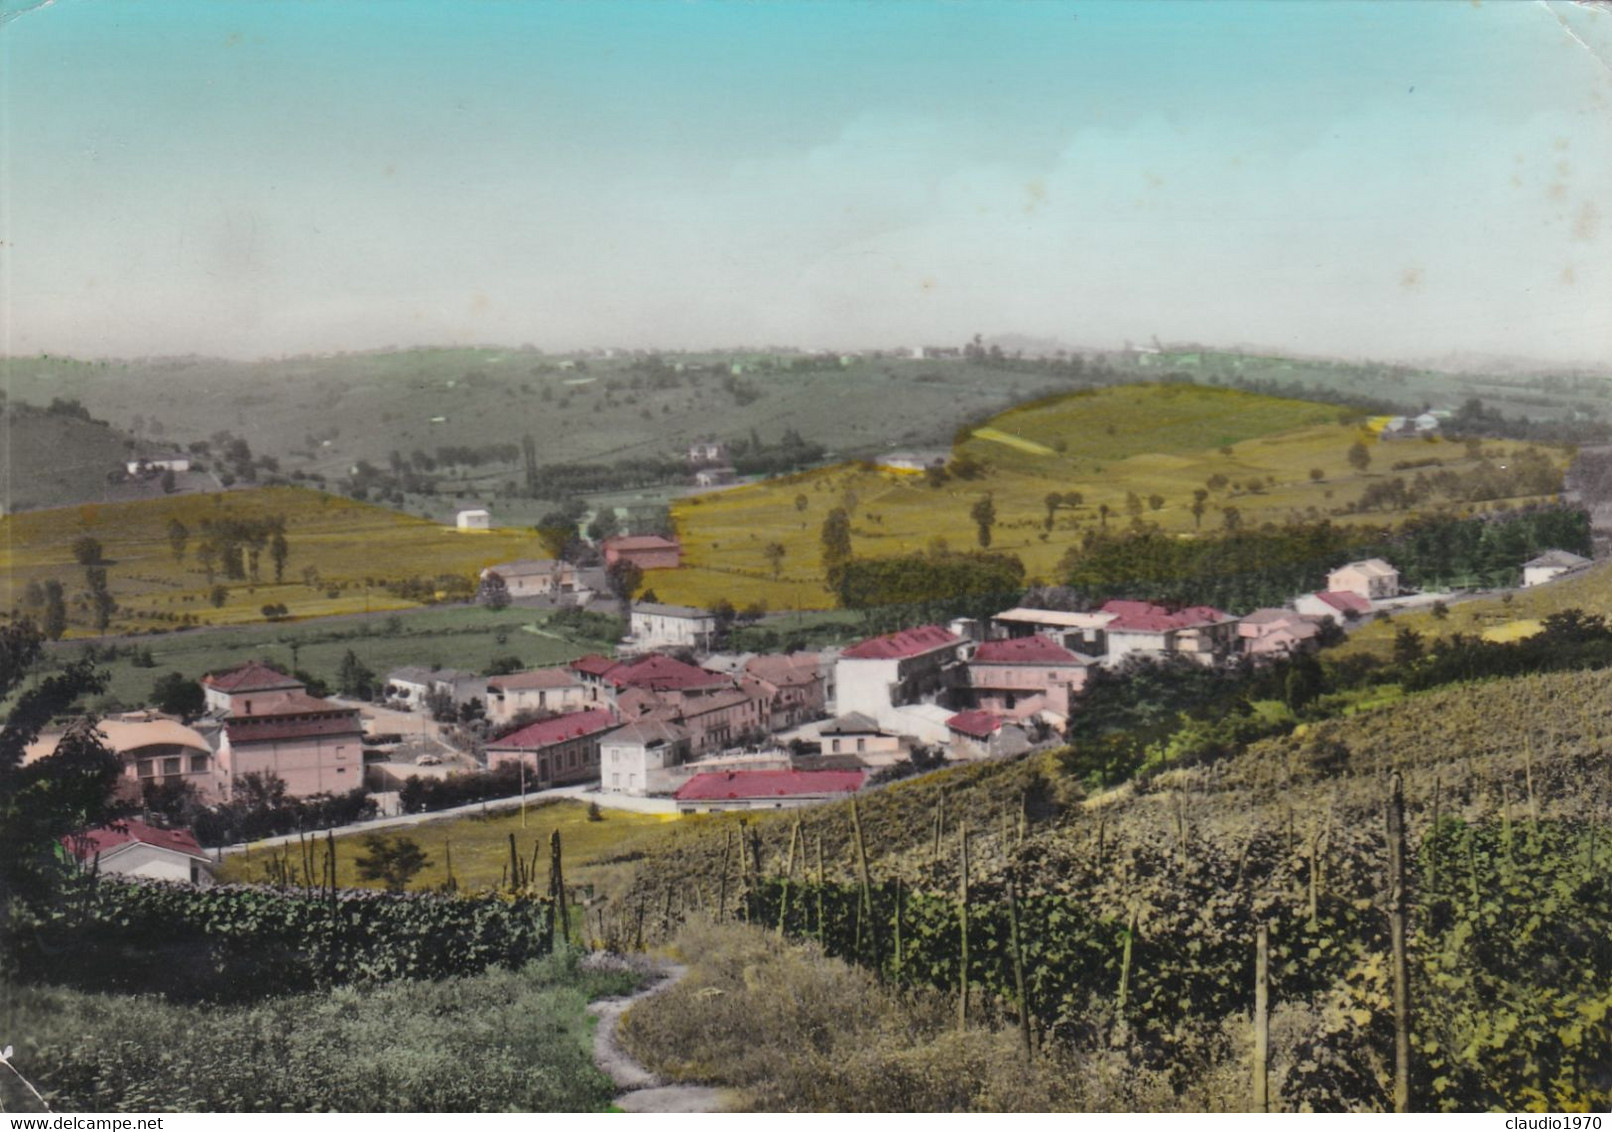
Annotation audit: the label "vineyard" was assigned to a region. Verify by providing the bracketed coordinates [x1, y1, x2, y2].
[610, 669, 1612, 1111]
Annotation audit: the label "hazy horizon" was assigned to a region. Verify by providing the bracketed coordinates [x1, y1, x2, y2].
[2, 0, 1609, 365]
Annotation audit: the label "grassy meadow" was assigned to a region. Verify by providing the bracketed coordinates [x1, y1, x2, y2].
[218, 799, 687, 903]
[650, 384, 1572, 610]
[0, 485, 553, 638]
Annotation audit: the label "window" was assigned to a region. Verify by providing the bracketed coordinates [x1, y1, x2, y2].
[243, 699, 252, 714]
[138, 759, 155, 779]
[831, 739, 841, 754]
[190, 754, 209, 774]
[856, 738, 866, 753]
[162, 757, 182, 776]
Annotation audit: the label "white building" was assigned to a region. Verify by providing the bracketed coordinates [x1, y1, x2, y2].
[599, 720, 691, 796]
[479, 559, 581, 600]
[1326, 559, 1399, 601]
[629, 602, 718, 651]
[1522, 550, 1592, 588]
[126, 458, 191, 476]
[456, 508, 492, 531]
[834, 624, 962, 726]
[65, 820, 214, 885]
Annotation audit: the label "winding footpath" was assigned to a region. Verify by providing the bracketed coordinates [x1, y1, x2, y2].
[588, 962, 730, 1113]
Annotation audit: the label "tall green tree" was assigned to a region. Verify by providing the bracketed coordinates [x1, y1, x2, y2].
[167, 519, 189, 562]
[820, 507, 852, 587]
[337, 650, 376, 700]
[970, 493, 997, 549]
[354, 834, 431, 892]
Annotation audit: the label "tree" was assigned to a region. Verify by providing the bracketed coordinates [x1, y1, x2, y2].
[794, 493, 809, 513]
[970, 494, 997, 549]
[269, 531, 289, 584]
[0, 621, 127, 912]
[1222, 506, 1243, 532]
[210, 584, 228, 609]
[820, 507, 852, 586]
[1043, 492, 1063, 533]
[1348, 440, 1372, 473]
[85, 567, 116, 633]
[1097, 503, 1111, 530]
[711, 599, 737, 648]
[167, 519, 189, 562]
[71, 537, 104, 567]
[1284, 652, 1326, 713]
[1125, 491, 1144, 519]
[479, 572, 511, 611]
[1147, 493, 1165, 512]
[160, 468, 177, 494]
[1430, 600, 1450, 621]
[1309, 467, 1325, 483]
[606, 559, 643, 614]
[152, 672, 206, 720]
[337, 650, 377, 700]
[763, 541, 786, 579]
[41, 580, 67, 641]
[1392, 627, 1425, 667]
[354, 833, 431, 892]
[1191, 489, 1209, 530]
[587, 508, 621, 543]
[197, 542, 218, 584]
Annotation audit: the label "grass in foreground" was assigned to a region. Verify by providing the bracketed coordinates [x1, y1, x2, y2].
[619, 918, 1192, 1112]
[0, 948, 640, 1113]
[219, 799, 686, 902]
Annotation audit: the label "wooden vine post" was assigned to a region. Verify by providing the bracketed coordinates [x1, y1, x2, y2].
[1253, 920, 1270, 1113]
[1386, 771, 1411, 1114]
[717, 829, 733, 921]
[957, 825, 971, 1032]
[550, 829, 569, 946]
[850, 796, 878, 967]
[814, 833, 826, 945]
[1006, 876, 1032, 1059]
[776, 820, 801, 938]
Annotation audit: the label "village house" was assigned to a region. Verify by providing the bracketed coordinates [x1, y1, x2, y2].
[125, 457, 191, 477]
[1238, 608, 1324, 659]
[629, 602, 717, 650]
[603, 534, 682, 571]
[693, 466, 738, 488]
[1326, 559, 1399, 601]
[201, 661, 307, 717]
[944, 710, 1032, 760]
[1100, 600, 1239, 668]
[384, 667, 486, 713]
[213, 687, 366, 800]
[1522, 549, 1592, 587]
[1294, 590, 1373, 622]
[455, 508, 491, 531]
[484, 708, 618, 788]
[25, 714, 222, 804]
[478, 559, 580, 600]
[966, 636, 1094, 724]
[688, 439, 729, 467]
[991, 607, 1116, 656]
[817, 712, 905, 765]
[835, 624, 963, 722]
[673, 768, 866, 814]
[743, 652, 828, 730]
[599, 720, 692, 796]
[569, 653, 766, 754]
[485, 667, 593, 724]
[63, 820, 214, 885]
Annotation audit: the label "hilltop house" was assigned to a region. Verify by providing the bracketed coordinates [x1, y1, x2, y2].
[485, 667, 593, 724]
[694, 466, 738, 488]
[673, 768, 865, 814]
[966, 636, 1095, 724]
[125, 457, 191, 477]
[63, 820, 214, 885]
[1100, 601, 1239, 668]
[603, 534, 682, 571]
[876, 451, 948, 474]
[1326, 559, 1399, 601]
[835, 625, 964, 722]
[485, 708, 618, 787]
[212, 685, 366, 800]
[478, 559, 580, 600]
[629, 602, 717, 650]
[1523, 550, 1592, 587]
[599, 720, 692, 796]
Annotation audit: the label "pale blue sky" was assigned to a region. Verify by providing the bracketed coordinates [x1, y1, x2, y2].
[1, 0, 1609, 362]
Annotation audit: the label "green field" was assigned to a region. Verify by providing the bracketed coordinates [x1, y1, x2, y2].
[650, 384, 1572, 610]
[0, 485, 554, 638]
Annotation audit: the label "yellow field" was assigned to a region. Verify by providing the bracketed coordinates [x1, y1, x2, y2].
[218, 800, 687, 900]
[0, 486, 553, 637]
[648, 385, 1571, 610]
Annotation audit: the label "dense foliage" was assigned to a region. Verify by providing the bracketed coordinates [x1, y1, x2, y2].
[835, 550, 1027, 631]
[398, 764, 525, 814]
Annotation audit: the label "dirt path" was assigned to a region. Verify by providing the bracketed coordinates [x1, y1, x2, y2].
[588, 961, 730, 1113]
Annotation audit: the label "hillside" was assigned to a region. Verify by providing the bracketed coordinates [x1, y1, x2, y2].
[0, 485, 554, 637]
[652, 384, 1573, 610]
[0, 401, 191, 513]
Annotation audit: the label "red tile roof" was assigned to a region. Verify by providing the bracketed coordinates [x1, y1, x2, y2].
[1313, 590, 1372, 615]
[225, 703, 364, 745]
[674, 768, 865, 802]
[841, 624, 960, 661]
[604, 535, 680, 551]
[946, 710, 1006, 739]
[488, 667, 581, 691]
[1100, 600, 1234, 632]
[972, 637, 1088, 665]
[65, 820, 208, 862]
[202, 662, 303, 694]
[570, 654, 622, 677]
[489, 708, 618, 750]
[607, 654, 727, 692]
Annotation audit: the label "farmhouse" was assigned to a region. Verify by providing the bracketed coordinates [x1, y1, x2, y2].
[63, 820, 214, 885]
[835, 624, 963, 721]
[743, 651, 828, 730]
[479, 559, 580, 600]
[1522, 550, 1592, 587]
[817, 712, 905, 764]
[485, 667, 594, 724]
[1326, 559, 1399, 601]
[599, 720, 692, 796]
[1238, 608, 1323, 659]
[201, 661, 307, 717]
[385, 667, 487, 712]
[485, 708, 618, 787]
[992, 607, 1116, 656]
[629, 602, 718, 650]
[673, 768, 866, 814]
[1294, 590, 1373, 621]
[125, 457, 191, 476]
[214, 690, 366, 800]
[944, 710, 1032, 760]
[604, 534, 683, 571]
[966, 635, 1094, 723]
[456, 508, 491, 531]
[688, 440, 729, 467]
[1100, 601, 1239, 668]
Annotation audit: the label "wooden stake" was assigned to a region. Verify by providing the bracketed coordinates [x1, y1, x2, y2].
[777, 820, 801, 938]
[717, 829, 732, 921]
[1007, 876, 1032, 1060]
[957, 825, 970, 1031]
[1254, 921, 1270, 1113]
[850, 796, 878, 966]
[1386, 772, 1411, 1114]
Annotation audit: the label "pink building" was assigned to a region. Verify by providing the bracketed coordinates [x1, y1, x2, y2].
[744, 652, 827, 730]
[602, 534, 682, 571]
[1238, 609, 1324, 659]
[1100, 601, 1240, 668]
[216, 692, 366, 799]
[966, 636, 1095, 723]
[485, 708, 618, 787]
[201, 661, 306, 717]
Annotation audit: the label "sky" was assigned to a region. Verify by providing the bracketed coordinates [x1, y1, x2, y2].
[1, 0, 1610, 364]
